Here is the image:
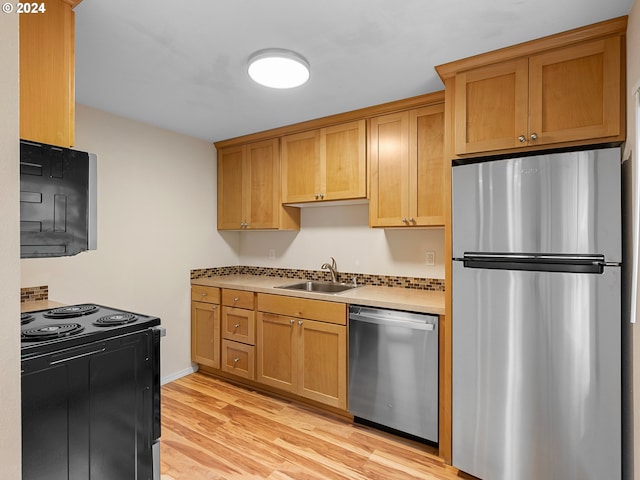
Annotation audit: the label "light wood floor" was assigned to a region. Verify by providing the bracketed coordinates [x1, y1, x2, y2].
[160, 372, 462, 480]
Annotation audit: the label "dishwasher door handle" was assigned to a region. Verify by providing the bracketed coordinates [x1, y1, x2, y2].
[350, 314, 435, 331]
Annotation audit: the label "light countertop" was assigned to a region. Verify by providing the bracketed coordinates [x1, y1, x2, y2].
[21, 299, 66, 313]
[191, 275, 445, 315]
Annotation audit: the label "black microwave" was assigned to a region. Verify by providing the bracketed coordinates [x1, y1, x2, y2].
[20, 140, 97, 258]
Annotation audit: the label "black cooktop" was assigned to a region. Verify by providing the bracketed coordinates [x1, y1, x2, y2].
[21, 304, 161, 358]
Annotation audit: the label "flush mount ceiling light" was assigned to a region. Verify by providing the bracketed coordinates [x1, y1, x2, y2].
[247, 48, 310, 89]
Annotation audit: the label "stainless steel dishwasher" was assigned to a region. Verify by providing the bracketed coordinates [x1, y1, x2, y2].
[348, 305, 438, 443]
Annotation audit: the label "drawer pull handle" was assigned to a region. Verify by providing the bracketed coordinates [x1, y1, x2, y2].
[233, 297, 239, 303]
[200, 293, 207, 297]
[233, 323, 240, 329]
[233, 357, 239, 364]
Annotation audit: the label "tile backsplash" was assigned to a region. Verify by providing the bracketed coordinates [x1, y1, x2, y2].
[20, 285, 48, 303]
[191, 266, 445, 292]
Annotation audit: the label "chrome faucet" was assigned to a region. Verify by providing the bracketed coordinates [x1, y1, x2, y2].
[321, 257, 339, 283]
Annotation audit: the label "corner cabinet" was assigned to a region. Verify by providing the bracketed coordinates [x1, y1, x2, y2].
[437, 17, 626, 157]
[256, 293, 347, 409]
[20, 0, 80, 147]
[281, 120, 366, 204]
[217, 138, 300, 230]
[191, 286, 221, 369]
[369, 103, 445, 227]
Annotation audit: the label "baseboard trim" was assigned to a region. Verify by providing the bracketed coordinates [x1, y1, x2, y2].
[161, 365, 198, 385]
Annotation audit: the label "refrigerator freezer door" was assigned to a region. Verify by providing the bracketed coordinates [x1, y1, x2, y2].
[452, 148, 621, 262]
[452, 261, 621, 480]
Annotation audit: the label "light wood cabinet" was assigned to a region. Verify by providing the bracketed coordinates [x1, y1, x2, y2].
[191, 286, 221, 369]
[20, 0, 80, 147]
[217, 138, 300, 230]
[438, 20, 625, 156]
[281, 120, 366, 203]
[256, 293, 347, 409]
[221, 289, 256, 379]
[369, 104, 445, 227]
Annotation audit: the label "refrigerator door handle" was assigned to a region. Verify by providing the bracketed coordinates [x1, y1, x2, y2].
[459, 252, 609, 274]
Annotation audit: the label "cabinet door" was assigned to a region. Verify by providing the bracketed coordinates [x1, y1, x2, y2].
[191, 301, 220, 369]
[410, 104, 445, 226]
[281, 130, 321, 203]
[322, 120, 366, 201]
[256, 312, 297, 392]
[454, 58, 529, 155]
[20, 0, 75, 147]
[369, 112, 410, 227]
[528, 36, 621, 146]
[217, 145, 244, 229]
[298, 319, 347, 409]
[246, 139, 280, 229]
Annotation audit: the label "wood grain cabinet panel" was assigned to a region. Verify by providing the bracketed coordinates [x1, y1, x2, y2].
[20, 0, 78, 147]
[281, 120, 366, 203]
[256, 295, 347, 409]
[369, 104, 445, 227]
[217, 139, 300, 230]
[191, 299, 221, 369]
[221, 340, 255, 380]
[451, 35, 623, 155]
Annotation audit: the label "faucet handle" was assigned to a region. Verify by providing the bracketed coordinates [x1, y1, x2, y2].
[330, 256, 337, 269]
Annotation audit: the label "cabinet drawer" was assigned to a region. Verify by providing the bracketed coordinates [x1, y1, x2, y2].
[222, 306, 256, 344]
[222, 289, 255, 309]
[256, 293, 346, 325]
[191, 285, 220, 304]
[221, 340, 255, 380]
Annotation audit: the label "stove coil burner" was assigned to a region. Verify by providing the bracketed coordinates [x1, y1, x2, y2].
[94, 313, 138, 327]
[21, 313, 35, 325]
[44, 304, 99, 319]
[21, 323, 85, 341]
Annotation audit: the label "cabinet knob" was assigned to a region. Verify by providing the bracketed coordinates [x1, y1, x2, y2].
[290, 319, 295, 325]
[212, 305, 218, 310]
[200, 292, 207, 297]
[233, 357, 239, 364]
[233, 297, 239, 303]
[298, 320, 304, 326]
[402, 218, 407, 223]
[233, 323, 240, 329]
[314, 193, 319, 200]
[409, 217, 415, 223]
[320, 193, 325, 199]
[530, 133, 538, 141]
[518, 135, 526, 143]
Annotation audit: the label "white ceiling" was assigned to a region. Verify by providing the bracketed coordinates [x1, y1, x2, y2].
[74, 0, 634, 143]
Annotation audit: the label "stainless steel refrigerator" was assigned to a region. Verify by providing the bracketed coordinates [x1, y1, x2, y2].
[451, 147, 622, 480]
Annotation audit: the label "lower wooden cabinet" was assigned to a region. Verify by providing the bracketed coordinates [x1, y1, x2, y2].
[221, 339, 255, 380]
[191, 299, 220, 369]
[191, 287, 348, 410]
[256, 294, 347, 409]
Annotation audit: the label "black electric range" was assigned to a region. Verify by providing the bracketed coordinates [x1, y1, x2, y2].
[21, 303, 161, 358]
[21, 303, 163, 480]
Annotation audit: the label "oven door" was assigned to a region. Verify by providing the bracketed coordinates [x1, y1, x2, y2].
[22, 329, 157, 480]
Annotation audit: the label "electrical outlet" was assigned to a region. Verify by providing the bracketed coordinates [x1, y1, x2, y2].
[268, 249, 276, 260]
[425, 251, 435, 266]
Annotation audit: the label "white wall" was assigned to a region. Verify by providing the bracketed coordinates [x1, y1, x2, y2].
[20, 105, 239, 381]
[0, 11, 21, 480]
[627, 2, 640, 479]
[239, 204, 445, 279]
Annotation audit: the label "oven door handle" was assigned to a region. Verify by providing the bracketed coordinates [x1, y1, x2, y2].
[50, 346, 106, 365]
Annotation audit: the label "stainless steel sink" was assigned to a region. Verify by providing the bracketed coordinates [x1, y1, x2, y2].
[276, 280, 358, 294]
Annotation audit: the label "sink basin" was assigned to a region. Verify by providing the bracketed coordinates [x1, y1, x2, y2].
[276, 280, 358, 294]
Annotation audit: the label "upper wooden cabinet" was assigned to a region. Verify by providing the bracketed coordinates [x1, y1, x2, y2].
[217, 138, 300, 230]
[436, 16, 626, 157]
[20, 0, 80, 147]
[281, 120, 366, 203]
[369, 103, 445, 227]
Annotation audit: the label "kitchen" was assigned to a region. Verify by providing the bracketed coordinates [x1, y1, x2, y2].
[3, 0, 640, 479]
